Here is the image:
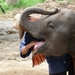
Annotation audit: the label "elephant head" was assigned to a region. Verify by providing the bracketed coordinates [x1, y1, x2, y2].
[20, 7, 75, 56]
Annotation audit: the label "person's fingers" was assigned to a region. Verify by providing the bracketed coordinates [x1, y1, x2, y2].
[28, 41, 37, 47]
[28, 15, 41, 22]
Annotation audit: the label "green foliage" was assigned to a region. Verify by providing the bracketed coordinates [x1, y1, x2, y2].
[67, 0, 75, 2]
[0, 0, 45, 13]
[57, 0, 74, 2]
[57, 0, 63, 1]
[0, 0, 74, 14]
[19, 0, 45, 7]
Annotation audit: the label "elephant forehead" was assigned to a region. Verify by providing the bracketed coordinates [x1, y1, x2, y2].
[49, 9, 74, 21]
[45, 12, 72, 41]
[47, 11, 75, 31]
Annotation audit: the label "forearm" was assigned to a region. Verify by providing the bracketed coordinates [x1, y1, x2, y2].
[21, 44, 31, 55]
[21, 41, 37, 56]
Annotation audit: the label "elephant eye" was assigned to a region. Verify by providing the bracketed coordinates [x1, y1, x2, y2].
[47, 22, 54, 29]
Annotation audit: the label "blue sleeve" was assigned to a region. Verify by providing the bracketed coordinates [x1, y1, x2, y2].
[19, 32, 43, 58]
[19, 32, 33, 58]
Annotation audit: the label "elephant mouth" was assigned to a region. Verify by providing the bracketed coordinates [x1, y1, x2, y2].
[34, 41, 46, 51]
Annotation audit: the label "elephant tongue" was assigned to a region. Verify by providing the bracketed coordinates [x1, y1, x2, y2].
[34, 42, 45, 50]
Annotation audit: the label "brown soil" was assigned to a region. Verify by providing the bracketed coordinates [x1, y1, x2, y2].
[0, 16, 48, 75]
[0, 0, 75, 75]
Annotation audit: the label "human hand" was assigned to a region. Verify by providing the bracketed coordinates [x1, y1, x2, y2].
[27, 41, 38, 49]
[21, 41, 37, 55]
[28, 15, 42, 22]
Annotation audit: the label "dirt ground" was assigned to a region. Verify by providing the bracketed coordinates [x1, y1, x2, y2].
[0, 17, 49, 75]
[0, 0, 75, 75]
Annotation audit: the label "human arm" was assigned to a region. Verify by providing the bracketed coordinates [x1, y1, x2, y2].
[21, 41, 37, 56]
[20, 32, 37, 58]
[20, 15, 42, 58]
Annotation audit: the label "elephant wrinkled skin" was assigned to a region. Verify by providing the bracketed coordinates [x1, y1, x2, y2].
[20, 7, 75, 57]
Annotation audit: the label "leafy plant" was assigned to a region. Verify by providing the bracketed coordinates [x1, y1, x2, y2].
[0, 0, 45, 14]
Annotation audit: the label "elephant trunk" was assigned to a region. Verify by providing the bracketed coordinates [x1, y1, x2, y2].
[20, 7, 59, 38]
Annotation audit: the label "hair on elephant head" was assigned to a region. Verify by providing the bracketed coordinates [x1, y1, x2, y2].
[20, 7, 75, 57]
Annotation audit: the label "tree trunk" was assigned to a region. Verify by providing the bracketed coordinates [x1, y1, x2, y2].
[6, 0, 19, 5]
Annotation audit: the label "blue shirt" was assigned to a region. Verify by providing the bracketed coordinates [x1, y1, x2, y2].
[20, 32, 72, 74]
[46, 53, 71, 74]
[20, 32, 43, 58]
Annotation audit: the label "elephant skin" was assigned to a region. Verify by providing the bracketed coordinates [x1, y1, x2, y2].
[20, 7, 75, 57]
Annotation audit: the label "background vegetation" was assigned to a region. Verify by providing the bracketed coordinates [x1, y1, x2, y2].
[0, 0, 74, 14]
[57, 0, 74, 2]
[0, 0, 45, 13]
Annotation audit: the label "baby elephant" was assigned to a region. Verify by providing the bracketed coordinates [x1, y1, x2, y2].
[19, 7, 75, 73]
[20, 7, 75, 57]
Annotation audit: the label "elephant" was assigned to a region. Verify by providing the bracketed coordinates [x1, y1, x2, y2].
[19, 7, 75, 73]
[19, 7, 75, 58]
